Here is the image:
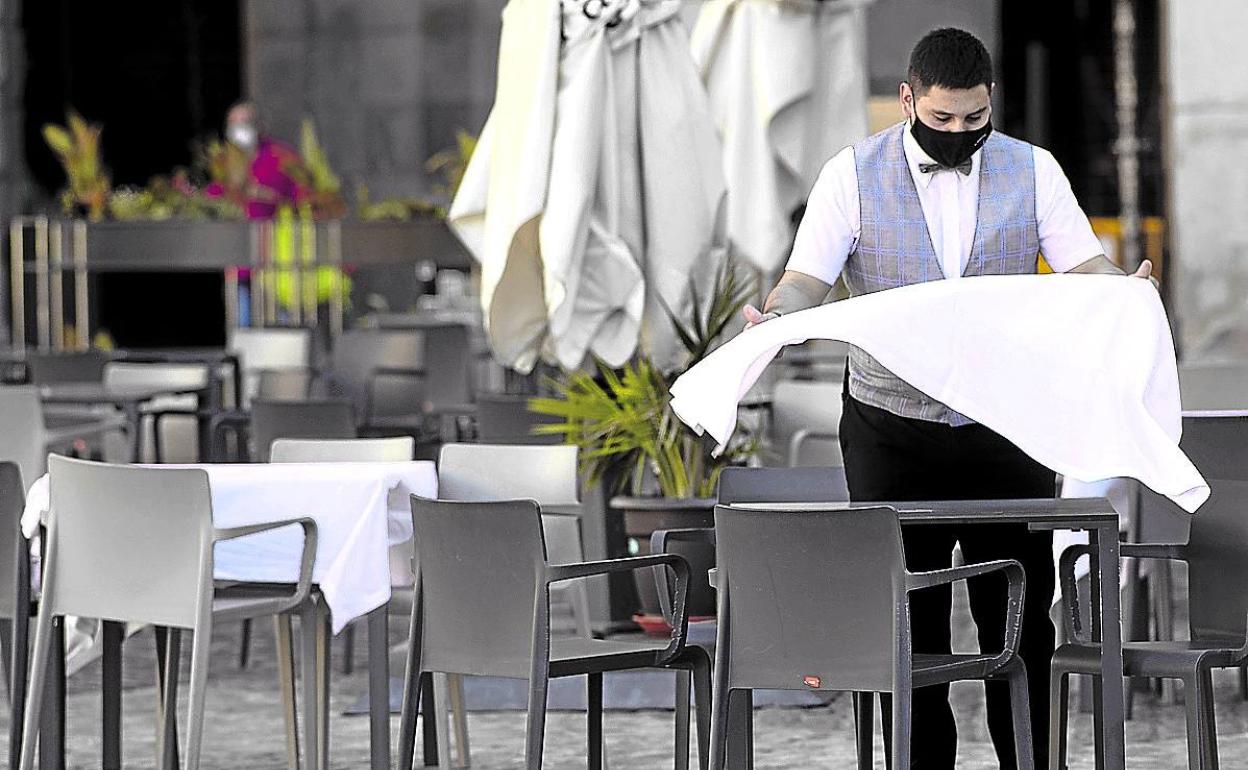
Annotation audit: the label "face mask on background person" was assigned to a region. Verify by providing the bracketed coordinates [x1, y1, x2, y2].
[227, 123, 258, 153]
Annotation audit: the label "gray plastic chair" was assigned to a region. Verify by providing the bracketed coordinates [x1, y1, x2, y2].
[399, 497, 711, 770]
[769, 380, 844, 467]
[710, 504, 1033, 770]
[20, 456, 320, 770]
[228, 327, 314, 408]
[1051, 412, 1248, 768]
[0, 462, 37, 770]
[328, 329, 424, 431]
[250, 399, 356, 463]
[473, 393, 562, 445]
[717, 465, 849, 506]
[428, 443, 593, 767]
[0, 385, 128, 486]
[103, 362, 213, 463]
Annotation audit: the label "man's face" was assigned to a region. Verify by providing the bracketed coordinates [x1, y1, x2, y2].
[900, 82, 992, 133]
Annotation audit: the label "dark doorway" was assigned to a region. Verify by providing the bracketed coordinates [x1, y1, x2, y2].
[22, 0, 243, 194]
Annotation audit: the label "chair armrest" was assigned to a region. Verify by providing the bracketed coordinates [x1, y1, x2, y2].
[787, 429, 838, 467]
[214, 517, 318, 611]
[909, 559, 1026, 655]
[650, 528, 715, 623]
[1120, 543, 1187, 561]
[43, 413, 130, 446]
[549, 554, 692, 661]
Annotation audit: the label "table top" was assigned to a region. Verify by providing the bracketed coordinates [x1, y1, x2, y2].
[725, 497, 1119, 529]
[38, 382, 205, 405]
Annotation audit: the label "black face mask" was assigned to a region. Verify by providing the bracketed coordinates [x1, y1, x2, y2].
[909, 111, 993, 169]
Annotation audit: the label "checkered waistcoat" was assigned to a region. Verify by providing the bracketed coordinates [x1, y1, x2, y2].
[842, 122, 1040, 425]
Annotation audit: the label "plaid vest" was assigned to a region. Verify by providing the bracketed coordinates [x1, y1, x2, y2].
[843, 122, 1040, 425]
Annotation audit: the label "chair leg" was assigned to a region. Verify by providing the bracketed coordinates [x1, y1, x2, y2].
[890, 687, 910, 770]
[421, 674, 439, 767]
[690, 653, 712, 770]
[8, 609, 29, 770]
[398, 617, 422, 770]
[588, 672, 604, 770]
[1005, 661, 1035, 770]
[1184, 673, 1205, 770]
[0, 617, 14, 702]
[341, 625, 355, 676]
[1198, 666, 1219, 770]
[299, 605, 320, 770]
[1239, 666, 1247, 703]
[18, 603, 55, 770]
[274, 615, 300, 770]
[1049, 668, 1069, 770]
[184, 621, 214, 770]
[852, 692, 873, 770]
[102, 620, 124, 770]
[155, 627, 182, 770]
[524, 669, 550, 769]
[448, 673, 471, 768]
[433, 673, 454, 769]
[674, 670, 691, 770]
[238, 619, 252, 669]
[316, 603, 331, 770]
[708, 678, 730, 770]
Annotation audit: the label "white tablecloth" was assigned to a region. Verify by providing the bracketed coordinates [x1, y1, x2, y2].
[24, 462, 437, 633]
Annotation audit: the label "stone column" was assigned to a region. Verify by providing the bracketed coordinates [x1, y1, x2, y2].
[1164, 0, 1248, 361]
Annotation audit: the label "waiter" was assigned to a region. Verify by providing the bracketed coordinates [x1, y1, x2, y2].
[742, 28, 1153, 769]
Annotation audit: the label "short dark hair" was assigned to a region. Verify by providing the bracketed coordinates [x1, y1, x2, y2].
[907, 28, 993, 94]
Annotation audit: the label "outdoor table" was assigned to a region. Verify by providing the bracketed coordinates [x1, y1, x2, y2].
[713, 497, 1124, 770]
[23, 460, 437, 770]
[37, 382, 211, 462]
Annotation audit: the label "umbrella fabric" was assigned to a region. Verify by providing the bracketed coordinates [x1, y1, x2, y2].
[692, 0, 872, 273]
[452, 0, 727, 373]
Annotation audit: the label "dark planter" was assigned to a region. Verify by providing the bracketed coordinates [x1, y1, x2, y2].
[608, 495, 717, 621]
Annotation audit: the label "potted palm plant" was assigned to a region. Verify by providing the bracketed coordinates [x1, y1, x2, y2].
[529, 261, 758, 624]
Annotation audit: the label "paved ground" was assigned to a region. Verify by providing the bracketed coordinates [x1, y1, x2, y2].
[0, 581, 1245, 768]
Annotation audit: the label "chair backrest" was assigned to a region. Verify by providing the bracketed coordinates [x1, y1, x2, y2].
[103, 362, 210, 391]
[1179, 364, 1248, 410]
[1167, 413, 1248, 643]
[717, 466, 849, 505]
[438, 443, 579, 506]
[250, 399, 356, 463]
[410, 496, 547, 679]
[771, 380, 843, 466]
[329, 329, 423, 417]
[228, 327, 312, 371]
[0, 461, 26, 619]
[0, 386, 49, 486]
[228, 327, 314, 406]
[421, 324, 474, 408]
[45, 456, 212, 628]
[473, 393, 562, 445]
[26, 351, 108, 385]
[270, 437, 414, 463]
[714, 504, 906, 693]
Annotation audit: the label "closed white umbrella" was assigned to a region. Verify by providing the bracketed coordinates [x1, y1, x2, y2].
[451, 0, 727, 374]
[692, 0, 873, 274]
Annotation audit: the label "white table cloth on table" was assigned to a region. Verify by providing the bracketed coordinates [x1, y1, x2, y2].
[670, 274, 1209, 513]
[24, 461, 437, 634]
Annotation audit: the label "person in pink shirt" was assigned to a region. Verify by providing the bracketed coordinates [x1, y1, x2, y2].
[211, 100, 308, 220]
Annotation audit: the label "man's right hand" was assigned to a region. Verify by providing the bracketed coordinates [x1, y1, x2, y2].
[742, 304, 780, 329]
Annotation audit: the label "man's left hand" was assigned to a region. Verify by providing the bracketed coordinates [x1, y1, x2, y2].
[1132, 259, 1161, 291]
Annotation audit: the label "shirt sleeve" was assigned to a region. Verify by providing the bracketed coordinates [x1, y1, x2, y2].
[783, 146, 859, 286]
[1033, 147, 1107, 273]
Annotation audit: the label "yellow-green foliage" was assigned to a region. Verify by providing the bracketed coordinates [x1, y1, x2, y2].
[42, 111, 110, 221]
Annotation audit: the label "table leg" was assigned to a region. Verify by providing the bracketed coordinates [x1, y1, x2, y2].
[126, 403, 143, 462]
[102, 621, 123, 769]
[367, 604, 391, 770]
[1094, 525, 1125, 769]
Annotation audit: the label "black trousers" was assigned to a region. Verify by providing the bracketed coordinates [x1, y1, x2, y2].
[839, 394, 1056, 770]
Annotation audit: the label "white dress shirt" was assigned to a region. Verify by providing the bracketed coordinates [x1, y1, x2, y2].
[785, 125, 1107, 285]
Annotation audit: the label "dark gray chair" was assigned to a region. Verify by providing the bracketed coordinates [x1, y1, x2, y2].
[249, 399, 356, 463]
[328, 329, 425, 432]
[0, 462, 39, 770]
[717, 465, 849, 506]
[472, 393, 562, 444]
[1051, 412, 1248, 769]
[710, 504, 1034, 770]
[398, 497, 712, 770]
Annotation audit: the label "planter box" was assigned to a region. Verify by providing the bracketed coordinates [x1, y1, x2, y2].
[608, 496, 717, 621]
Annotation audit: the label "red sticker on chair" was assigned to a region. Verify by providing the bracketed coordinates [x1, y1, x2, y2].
[802, 675, 821, 688]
